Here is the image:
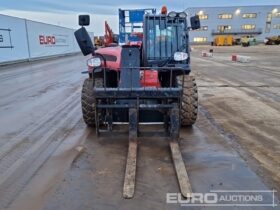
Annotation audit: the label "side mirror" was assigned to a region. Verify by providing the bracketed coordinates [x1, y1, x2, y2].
[79, 15, 90, 26]
[190, 15, 200, 30]
[74, 27, 94, 56]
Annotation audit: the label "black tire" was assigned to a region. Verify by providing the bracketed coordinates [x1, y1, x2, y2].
[81, 78, 103, 127]
[177, 75, 198, 126]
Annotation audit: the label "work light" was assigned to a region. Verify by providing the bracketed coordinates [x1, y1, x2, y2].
[87, 57, 101, 67]
[178, 12, 187, 18]
[168, 11, 177, 18]
[174, 52, 189, 61]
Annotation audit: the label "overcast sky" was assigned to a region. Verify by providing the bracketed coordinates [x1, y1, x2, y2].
[1, 0, 279, 35]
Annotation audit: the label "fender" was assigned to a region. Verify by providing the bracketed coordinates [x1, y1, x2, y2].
[95, 46, 122, 70]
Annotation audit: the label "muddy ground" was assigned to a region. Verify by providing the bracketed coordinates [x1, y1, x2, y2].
[0, 46, 279, 210]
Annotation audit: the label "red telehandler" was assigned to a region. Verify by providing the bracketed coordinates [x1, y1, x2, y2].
[74, 7, 200, 198]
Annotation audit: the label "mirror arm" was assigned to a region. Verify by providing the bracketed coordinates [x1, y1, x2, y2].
[91, 44, 97, 56]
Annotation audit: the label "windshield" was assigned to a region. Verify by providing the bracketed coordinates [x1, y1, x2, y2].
[147, 18, 186, 60]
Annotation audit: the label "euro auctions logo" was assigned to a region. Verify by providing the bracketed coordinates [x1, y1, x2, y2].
[39, 35, 56, 45]
[166, 190, 278, 207]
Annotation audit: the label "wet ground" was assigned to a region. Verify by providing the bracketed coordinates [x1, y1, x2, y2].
[0, 46, 279, 210]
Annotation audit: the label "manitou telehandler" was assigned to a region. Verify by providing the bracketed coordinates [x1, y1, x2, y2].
[74, 7, 200, 198]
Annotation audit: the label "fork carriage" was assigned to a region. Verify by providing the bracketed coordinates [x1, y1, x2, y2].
[90, 66, 192, 198]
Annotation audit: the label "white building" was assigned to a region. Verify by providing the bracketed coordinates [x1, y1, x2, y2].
[185, 5, 280, 44]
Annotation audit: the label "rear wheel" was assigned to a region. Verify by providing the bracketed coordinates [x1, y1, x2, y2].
[177, 75, 198, 126]
[81, 77, 103, 127]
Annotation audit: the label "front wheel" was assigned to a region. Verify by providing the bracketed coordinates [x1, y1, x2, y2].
[81, 78, 103, 127]
[177, 75, 198, 126]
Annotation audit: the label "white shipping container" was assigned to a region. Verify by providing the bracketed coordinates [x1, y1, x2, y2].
[0, 14, 29, 63]
[0, 14, 94, 64]
[26, 20, 78, 59]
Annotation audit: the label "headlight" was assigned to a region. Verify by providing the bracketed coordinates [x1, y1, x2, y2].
[87, 57, 101, 68]
[168, 11, 177, 18]
[178, 12, 187, 18]
[174, 52, 188, 61]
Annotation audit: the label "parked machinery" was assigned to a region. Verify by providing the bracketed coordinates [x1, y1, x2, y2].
[241, 36, 257, 47]
[264, 36, 280, 45]
[94, 36, 103, 46]
[104, 21, 118, 46]
[214, 35, 233, 46]
[118, 8, 156, 45]
[74, 7, 200, 198]
[94, 21, 118, 47]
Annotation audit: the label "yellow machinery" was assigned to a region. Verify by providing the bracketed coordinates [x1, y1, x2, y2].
[241, 36, 249, 47]
[214, 35, 233, 46]
[265, 36, 280, 45]
[94, 36, 102, 46]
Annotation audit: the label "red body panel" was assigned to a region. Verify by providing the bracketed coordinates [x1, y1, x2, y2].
[140, 70, 161, 87]
[94, 46, 160, 87]
[128, 41, 142, 47]
[95, 47, 122, 70]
